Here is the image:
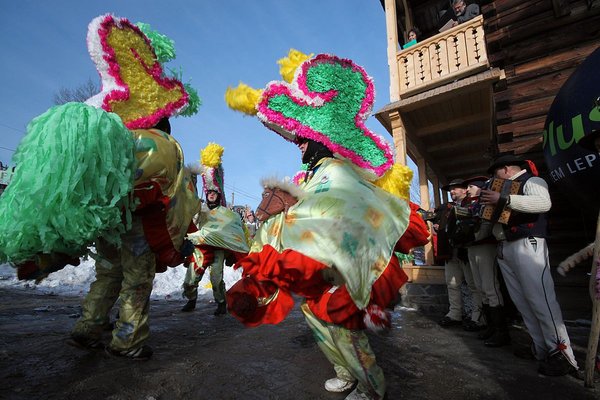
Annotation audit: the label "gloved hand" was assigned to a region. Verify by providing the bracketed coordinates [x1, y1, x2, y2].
[180, 239, 195, 258]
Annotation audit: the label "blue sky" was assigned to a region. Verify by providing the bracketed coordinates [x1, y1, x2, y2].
[0, 1, 417, 208]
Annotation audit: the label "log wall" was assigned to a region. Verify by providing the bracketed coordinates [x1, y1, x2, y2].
[483, 0, 600, 270]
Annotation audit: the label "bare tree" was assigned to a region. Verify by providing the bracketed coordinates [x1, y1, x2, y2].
[53, 78, 100, 105]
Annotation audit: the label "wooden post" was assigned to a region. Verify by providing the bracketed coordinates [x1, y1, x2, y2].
[417, 156, 434, 265]
[584, 210, 600, 387]
[432, 176, 441, 208]
[384, 0, 400, 102]
[390, 111, 407, 165]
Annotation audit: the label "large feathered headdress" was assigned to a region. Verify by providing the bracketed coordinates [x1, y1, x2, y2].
[200, 143, 226, 207]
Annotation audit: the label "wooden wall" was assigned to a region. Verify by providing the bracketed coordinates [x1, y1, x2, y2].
[483, 0, 600, 270]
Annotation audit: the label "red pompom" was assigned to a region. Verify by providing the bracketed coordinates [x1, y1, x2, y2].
[363, 304, 391, 333]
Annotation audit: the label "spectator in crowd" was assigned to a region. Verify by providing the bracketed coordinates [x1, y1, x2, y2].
[481, 154, 579, 376]
[451, 0, 480, 27]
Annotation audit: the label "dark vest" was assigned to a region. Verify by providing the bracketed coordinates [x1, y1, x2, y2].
[502, 172, 548, 241]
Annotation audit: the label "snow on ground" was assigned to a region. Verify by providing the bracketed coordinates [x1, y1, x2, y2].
[0, 255, 242, 301]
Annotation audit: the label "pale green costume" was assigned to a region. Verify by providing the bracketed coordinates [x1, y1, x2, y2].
[183, 205, 249, 303]
[252, 158, 410, 309]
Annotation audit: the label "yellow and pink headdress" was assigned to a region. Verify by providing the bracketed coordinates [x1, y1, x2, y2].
[85, 14, 200, 129]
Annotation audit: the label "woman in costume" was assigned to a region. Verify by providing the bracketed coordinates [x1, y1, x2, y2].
[225, 52, 429, 400]
[0, 14, 201, 360]
[181, 143, 250, 315]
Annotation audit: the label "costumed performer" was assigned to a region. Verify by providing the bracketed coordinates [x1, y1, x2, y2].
[224, 52, 429, 400]
[181, 143, 250, 315]
[0, 14, 201, 360]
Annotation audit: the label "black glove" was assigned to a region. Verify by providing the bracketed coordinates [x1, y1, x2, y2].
[180, 239, 195, 258]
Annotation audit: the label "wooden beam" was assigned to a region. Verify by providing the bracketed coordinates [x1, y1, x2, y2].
[552, 0, 571, 17]
[416, 156, 434, 265]
[432, 176, 441, 208]
[390, 111, 407, 165]
[385, 0, 400, 102]
[418, 113, 490, 137]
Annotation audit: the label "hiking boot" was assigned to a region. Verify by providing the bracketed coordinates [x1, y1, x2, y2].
[105, 345, 153, 361]
[67, 335, 105, 351]
[324, 377, 356, 392]
[214, 301, 227, 316]
[438, 316, 462, 328]
[538, 351, 577, 377]
[181, 299, 196, 312]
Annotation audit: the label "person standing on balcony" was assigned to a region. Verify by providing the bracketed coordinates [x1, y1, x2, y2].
[481, 155, 579, 377]
[433, 179, 483, 331]
[451, 0, 480, 27]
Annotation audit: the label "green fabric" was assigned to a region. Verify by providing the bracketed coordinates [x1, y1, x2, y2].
[0, 103, 135, 263]
[135, 22, 175, 63]
[301, 303, 386, 398]
[252, 158, 410, 309]
[183, 248, 226, 303]
[187, 206, 250, 253]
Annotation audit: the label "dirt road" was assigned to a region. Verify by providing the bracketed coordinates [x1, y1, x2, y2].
[1, 287, 598, 400]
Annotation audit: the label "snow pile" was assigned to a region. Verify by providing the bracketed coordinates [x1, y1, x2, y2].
[0, 256, 242, 301]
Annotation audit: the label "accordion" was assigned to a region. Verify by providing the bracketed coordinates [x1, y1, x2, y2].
[481, 178, 521, 224]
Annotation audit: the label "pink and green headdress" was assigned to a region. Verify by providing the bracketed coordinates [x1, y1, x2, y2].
[85, 14, 200, 130]
[256, 54, 394, 179]
[200, 143, 227, 207]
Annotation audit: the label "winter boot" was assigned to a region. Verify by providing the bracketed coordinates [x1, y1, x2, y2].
[478, 304, 495, 340]
[181, 298, 197, 312]
[214, 301, 227, 316]
[484, 306, 511, 347]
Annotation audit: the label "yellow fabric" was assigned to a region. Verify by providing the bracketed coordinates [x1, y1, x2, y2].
[224, 83, 263, 115]
[132, 128, 200, 251]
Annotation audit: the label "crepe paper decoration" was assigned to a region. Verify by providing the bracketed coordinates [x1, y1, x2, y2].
[277, 49, 313, 83]
[225, 83, 263, 116]
[85, 14, 189, 129]
[257, 54, 394, 178]
[0, 103, 136, 263]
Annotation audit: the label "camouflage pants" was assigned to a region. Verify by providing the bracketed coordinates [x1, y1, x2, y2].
[182, 248, 226, 304]
[72, 218, 156, 351]
[301, 303, 385, 399]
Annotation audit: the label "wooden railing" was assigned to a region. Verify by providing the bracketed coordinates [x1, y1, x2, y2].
[397, 15, 489, 97]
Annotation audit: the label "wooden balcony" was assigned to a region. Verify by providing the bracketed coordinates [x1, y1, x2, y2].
[397, 15, 489, 98]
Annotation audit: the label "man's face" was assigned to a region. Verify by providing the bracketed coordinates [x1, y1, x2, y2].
[467, 184, 481, 197]
[494, 166, 512, 179]
[449, 186, 467, 201]
[298, 141, 308, 159]
[207, 191, 219, 203]
[453, 1, 466, 16]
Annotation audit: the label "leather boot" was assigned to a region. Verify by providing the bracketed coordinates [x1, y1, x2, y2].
[478, 304, 495, 340]
[181, 298, 197, 312]
[484, 306, 511, 347]
[214, 301, 227, 316]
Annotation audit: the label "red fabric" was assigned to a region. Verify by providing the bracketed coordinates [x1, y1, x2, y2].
[307, 255, 408, 329]
[139, 206, 193, 273]
[395, 202, 430, 254]
[228, 245, 409, 330]
[133, 181, 165, 211]
[227, 276, 295, 327]
[525, 160, 539, 177]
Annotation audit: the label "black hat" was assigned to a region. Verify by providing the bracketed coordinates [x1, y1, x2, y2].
[486, 154, 526, 175]
[441, 178, 467, 191]
[463, 175, 489, 188]
[577, 129, 600, 152]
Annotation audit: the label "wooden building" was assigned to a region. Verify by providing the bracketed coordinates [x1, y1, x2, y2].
[375, 0, 600, 293]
